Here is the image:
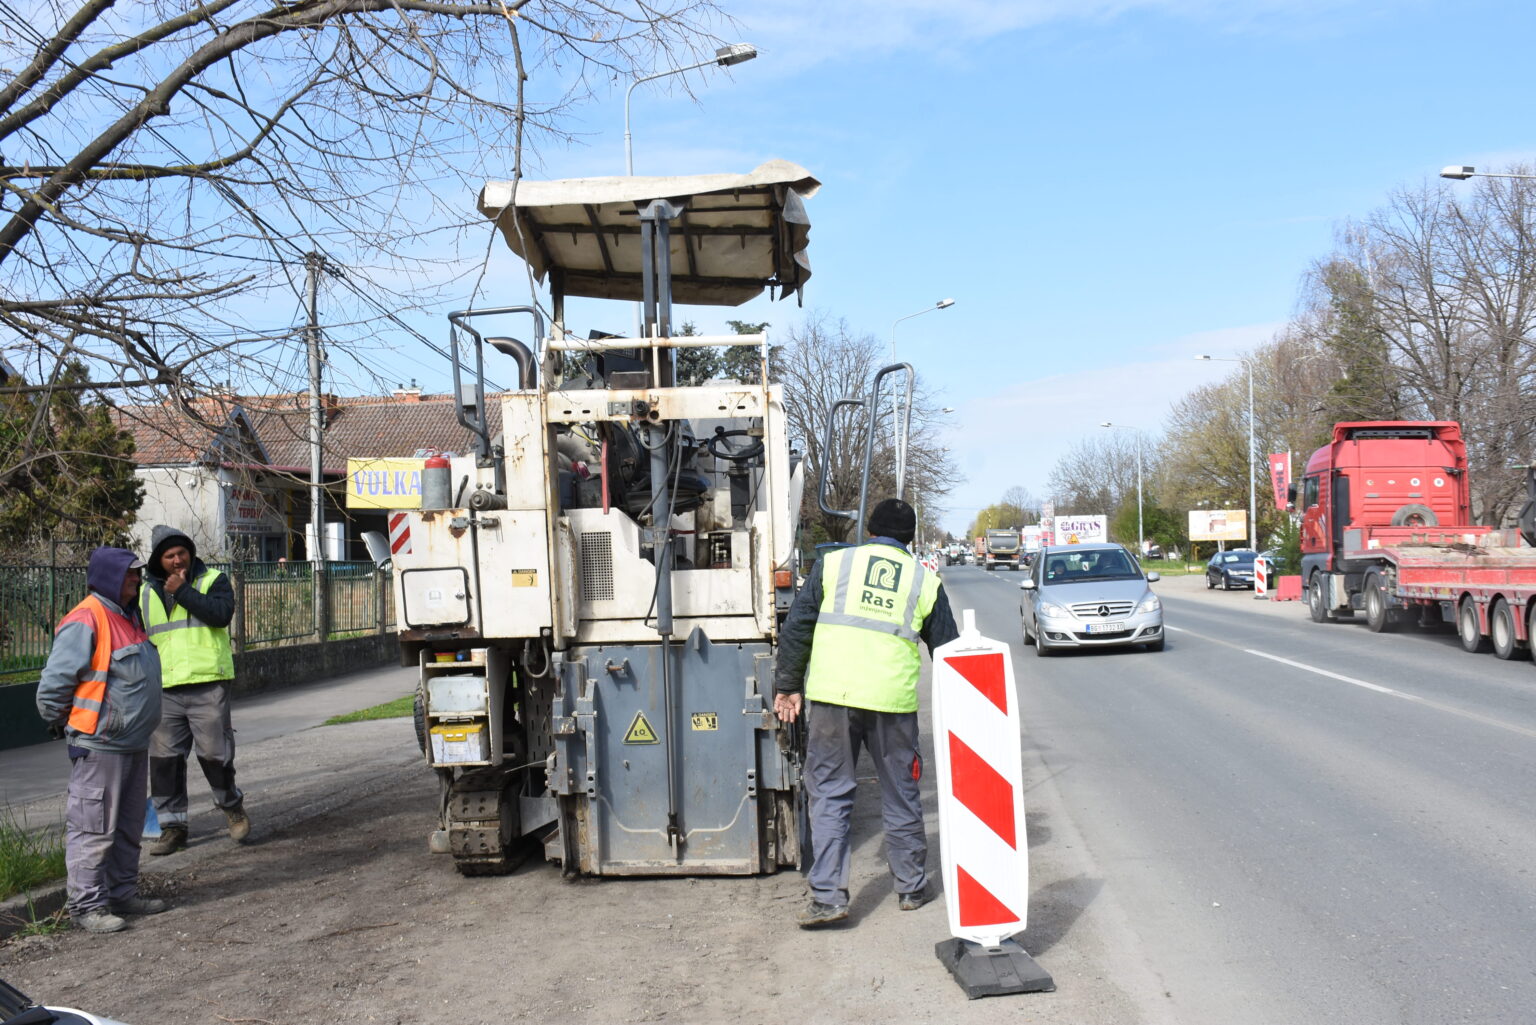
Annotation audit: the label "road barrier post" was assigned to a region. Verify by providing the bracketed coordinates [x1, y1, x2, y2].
[931, 609, 1054, 999]
[1254, 556, 1269, 600]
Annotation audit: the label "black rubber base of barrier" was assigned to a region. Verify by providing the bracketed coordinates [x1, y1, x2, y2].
[935, 937, 1055, 999]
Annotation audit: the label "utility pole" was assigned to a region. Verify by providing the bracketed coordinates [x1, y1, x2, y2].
[306, 252, 325, 563]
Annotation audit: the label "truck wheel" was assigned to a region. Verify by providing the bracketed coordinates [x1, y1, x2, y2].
[1364, 573, 1398, 634]
[1390, 503, 1439, 528]
[1307, 574, 1329, 623]
[1457, 597, 1491, 654]
[1489, 600, 1525, 660]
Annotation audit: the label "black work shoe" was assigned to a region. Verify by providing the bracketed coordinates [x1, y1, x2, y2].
[111, 896, 168, 916]
[148, 825, 187, 856]
[796, 900, 850, 929]
[898, 889, 930, 911]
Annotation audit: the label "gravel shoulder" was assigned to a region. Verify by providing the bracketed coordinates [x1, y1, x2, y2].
[3, 660, 1180, 1024]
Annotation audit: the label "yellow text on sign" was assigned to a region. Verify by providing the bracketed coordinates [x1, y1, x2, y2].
[690, 713, 719, 731]
[624, 712, 659, 745]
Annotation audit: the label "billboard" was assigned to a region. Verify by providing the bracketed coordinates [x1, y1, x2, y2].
[1188, 509, 1248, 542]
[347, 457, 424, 509]
[1053, 514, 1106, 545]
[224, 486, 281, 535]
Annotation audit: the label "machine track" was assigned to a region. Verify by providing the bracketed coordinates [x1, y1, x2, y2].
[447, 766, 525, 876]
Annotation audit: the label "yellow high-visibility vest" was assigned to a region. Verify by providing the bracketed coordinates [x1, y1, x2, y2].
[142, 568, 234, 686]
[804, 544, 939, 713]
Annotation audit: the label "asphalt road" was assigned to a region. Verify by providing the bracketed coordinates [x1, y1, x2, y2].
[941, 565, 1536, 1025]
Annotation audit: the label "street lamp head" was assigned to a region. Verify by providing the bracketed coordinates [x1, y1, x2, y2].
[1440, 165, 1476, 181]
[1194, 354, 1212, 361]
[1099, 421, 1113, 427]
[715, 43, 758, 66]
[940, 407, 956, 414]
[936, 298, 955, 309]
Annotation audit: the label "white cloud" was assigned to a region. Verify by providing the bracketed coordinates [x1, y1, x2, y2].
[935, 321, 1281, 533]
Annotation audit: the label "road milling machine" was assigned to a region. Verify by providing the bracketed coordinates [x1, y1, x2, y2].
[389, 161, 819, 877]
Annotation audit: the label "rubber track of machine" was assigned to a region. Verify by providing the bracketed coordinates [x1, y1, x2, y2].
[448, 766, 523, 876]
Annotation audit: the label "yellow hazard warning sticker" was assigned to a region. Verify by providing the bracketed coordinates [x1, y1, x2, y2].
[690, 713, 718, 731]
[510, 568, 538, 587]
[624, 711, 659, 745]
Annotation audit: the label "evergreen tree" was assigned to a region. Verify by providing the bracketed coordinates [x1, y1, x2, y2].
[0, 361, 142, 556]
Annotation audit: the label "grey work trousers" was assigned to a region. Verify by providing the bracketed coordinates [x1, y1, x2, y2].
[804, 699, 927, 907]
[64, 748, 148, 917]
[150, 680, 242, 826]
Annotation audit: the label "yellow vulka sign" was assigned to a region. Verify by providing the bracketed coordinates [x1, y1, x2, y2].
[347, 458, 424, 509]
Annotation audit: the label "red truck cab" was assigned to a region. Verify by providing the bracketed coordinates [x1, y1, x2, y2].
[1298, 422, 1475, 576]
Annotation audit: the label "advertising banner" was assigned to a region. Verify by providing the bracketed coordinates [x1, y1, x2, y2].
[224, 486, 281, 535]
[347, 457, 424, 509]
[1187, 509, 1248, 542]
[1053, 514, 1106, 545]
[1269, 453, 1291, 511]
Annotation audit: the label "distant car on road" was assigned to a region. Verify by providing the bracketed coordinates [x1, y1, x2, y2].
[1206, 549, 1259, 590]
[1020, 543, 1163, 654]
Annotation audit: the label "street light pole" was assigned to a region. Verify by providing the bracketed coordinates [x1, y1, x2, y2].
[624, 43, 758, 336]
[1099, 422, 1143, 557]
[1196, 355, 1257, 549]
[888, 298, 955, 499]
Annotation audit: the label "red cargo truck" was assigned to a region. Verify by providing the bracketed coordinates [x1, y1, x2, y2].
[1298, 421, 1536, 657]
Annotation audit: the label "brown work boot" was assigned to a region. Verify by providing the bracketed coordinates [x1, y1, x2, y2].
[224, 802, 251, 843]
[147, 825, 187, 856]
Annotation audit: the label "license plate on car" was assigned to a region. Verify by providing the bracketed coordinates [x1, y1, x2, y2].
[1085, 622, 1125, 634]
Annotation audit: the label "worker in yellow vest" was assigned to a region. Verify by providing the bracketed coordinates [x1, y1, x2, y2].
[773, 499, 959, 928]
[140, 525, 250, 854]
[36, 546, 170, 933]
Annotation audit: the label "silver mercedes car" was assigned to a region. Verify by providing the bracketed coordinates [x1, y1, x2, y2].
[1019, 543, 1164, 653]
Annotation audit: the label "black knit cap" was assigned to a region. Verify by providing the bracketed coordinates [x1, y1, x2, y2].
[867, 498, 917, 544]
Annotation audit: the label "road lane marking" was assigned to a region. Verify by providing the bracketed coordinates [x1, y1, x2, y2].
[1243, 648, 1536, 742]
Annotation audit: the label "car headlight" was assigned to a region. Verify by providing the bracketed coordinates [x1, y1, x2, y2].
[1137, 594, 1161, 614]
[1038, 601, 1071, 619]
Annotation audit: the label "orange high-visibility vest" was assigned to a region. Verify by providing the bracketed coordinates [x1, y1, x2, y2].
[55, 595, 145, 735]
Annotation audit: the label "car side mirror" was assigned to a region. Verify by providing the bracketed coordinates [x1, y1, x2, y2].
[1019, 579, 1036, 590]
[1145, 571, 1160, 582]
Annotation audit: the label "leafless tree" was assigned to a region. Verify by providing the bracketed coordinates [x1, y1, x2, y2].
[777, 312, 959, 544]
[1287, 172, 1536, 522]
[0, 0, 726, 489]
[1046, 432, 1142, 520]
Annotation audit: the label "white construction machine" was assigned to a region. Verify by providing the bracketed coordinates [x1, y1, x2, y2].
[389, 161, 818, 876]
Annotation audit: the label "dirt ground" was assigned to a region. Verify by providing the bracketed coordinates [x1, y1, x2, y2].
[1, 710, 1171, 1025]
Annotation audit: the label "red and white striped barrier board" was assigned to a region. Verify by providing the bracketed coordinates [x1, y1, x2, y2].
[1254, 555, 1269, 598]
[389, 511, 413, 555]
[931, 609, 1029, 947]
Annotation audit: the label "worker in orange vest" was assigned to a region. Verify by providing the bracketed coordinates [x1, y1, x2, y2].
[36, 547, 171, 934]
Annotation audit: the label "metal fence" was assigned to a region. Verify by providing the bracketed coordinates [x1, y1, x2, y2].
[0, 561, 395, 683]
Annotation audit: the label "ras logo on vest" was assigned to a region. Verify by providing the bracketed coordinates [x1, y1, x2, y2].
[861, 556, 903, 609]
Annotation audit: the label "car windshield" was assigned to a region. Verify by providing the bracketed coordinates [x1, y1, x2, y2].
[1220, 552, 1256, 565]
[1042, 550, 1140, 582]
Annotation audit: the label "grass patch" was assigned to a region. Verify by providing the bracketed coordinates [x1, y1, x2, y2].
[1143, 559, 1197, 577]
[323, 694, 414, 725]
[0, 808, 66, 901]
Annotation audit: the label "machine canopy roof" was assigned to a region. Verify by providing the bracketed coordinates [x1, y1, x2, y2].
[478, 160, 819, 307]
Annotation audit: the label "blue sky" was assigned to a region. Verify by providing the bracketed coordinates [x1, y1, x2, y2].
[348, 0, 1536, 535]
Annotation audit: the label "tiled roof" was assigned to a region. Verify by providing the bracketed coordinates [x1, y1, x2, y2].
[113, 393, 503, 474]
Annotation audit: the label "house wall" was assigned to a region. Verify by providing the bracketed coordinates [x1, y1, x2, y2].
[130, 466, 226, 557]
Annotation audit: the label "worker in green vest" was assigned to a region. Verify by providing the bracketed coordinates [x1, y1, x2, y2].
[774, 499, 959, 928]
[140, 525, 251, 854]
